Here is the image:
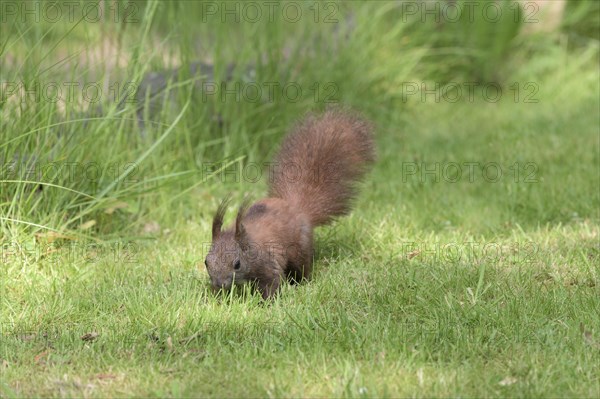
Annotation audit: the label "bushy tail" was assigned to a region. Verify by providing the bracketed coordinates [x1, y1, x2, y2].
[269, 108, 375, 226]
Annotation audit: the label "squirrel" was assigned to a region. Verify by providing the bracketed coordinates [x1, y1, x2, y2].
[204, 108, 375, 299]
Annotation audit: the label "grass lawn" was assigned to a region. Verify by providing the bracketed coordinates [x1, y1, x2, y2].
[1, 1, 599, 397]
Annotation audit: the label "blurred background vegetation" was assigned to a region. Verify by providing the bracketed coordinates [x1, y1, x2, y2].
[0, 0, 598, 239]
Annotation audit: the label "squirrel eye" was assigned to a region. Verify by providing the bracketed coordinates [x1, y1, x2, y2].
[233, 260, 241, 270]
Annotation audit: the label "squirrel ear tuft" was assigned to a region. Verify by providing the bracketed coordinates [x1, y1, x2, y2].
[234, 198, 252, 245]
[234, 209, 246, 242]
[235, 221, 246, 242]
[212, 196, 231, 239]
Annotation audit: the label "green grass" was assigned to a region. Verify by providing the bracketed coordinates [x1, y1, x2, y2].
[1, 1, 599, 397]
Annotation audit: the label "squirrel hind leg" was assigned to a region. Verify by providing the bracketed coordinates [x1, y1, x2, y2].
[285, 221, 314, 284]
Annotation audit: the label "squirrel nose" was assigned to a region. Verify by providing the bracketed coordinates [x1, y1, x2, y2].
[212, 276, 232, 290]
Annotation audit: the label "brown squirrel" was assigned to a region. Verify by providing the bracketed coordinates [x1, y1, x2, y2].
[204, 108, 375, 298]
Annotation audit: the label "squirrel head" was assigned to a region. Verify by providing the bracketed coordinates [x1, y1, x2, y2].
[205, 199, 253, 290]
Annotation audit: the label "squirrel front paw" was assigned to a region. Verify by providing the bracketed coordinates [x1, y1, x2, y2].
[258, 277, 281, 299]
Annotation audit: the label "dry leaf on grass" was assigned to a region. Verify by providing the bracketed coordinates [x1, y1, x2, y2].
[580, 323, 600, 349]
[80, 332, 99, 342]
[34, 231, 75, 243]
[142, 221, 161, 235]
[79, 220, 96, 230]
[17, 333, 37, 342]
[104, 201, 129, 214]
[94, 373, 118, 380]
[34, 350, 50, 365]
[499, 376, 517, 386]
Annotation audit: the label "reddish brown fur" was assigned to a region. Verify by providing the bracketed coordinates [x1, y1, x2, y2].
[269, 109, 375, 225]
[205, 109, 375, 299]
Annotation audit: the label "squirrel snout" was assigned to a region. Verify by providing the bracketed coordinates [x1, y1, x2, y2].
[210, 275, 233, 290]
